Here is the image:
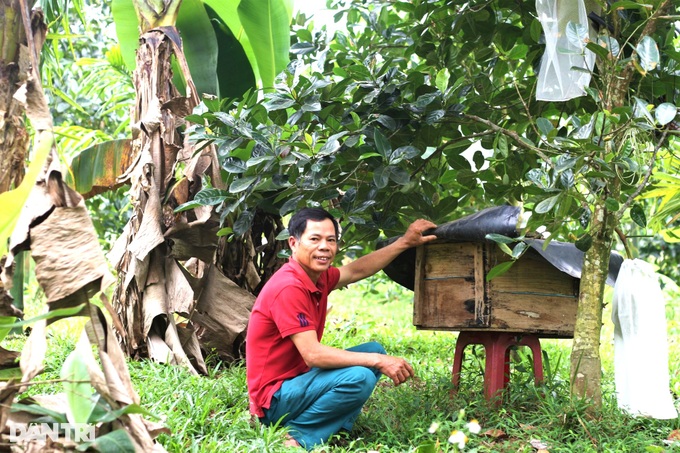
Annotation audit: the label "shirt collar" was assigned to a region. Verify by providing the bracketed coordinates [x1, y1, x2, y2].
[287, 259, 323, 294]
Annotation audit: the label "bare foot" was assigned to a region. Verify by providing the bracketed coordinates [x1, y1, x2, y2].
[284, 434, 301, 448]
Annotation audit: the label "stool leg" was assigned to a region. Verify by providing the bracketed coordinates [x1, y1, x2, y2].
[484, 334, 508, 404]
[523, 336, 544, 386]
[451, 333, 470, 395]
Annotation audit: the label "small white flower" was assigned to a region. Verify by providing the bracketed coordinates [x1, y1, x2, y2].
[466, 419, 481, 434]
[428, 422, 440, 434]
[448, 430, 468, 449]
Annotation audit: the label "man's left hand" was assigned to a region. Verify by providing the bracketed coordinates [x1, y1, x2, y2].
[400, 219, 438, 248]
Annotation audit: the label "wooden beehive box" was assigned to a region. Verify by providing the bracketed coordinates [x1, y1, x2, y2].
[413, 241, 579, 338]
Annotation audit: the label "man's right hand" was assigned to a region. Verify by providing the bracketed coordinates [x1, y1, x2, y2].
[375, 354, 414, 386]
[291, 331, 414, 385]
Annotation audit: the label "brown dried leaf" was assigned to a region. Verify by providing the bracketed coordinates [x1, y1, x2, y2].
[165, 218, 219, 262]
[31, 203, 114, 305]
[19, 319, 46, 388]
[127, 168, 165, 269]
[103, 314, 140, 404]
[668, 429, 680, 441]
[482, 428, 507, 439]
[175, 323, 207, 374]
[0, 345, 20, 367]
[165, 258, 196, 315]
[0, 383, 19, 433]
[99, 350, 134, 405]
[192, 264, 255, 361]
[157, 318, 201, 375]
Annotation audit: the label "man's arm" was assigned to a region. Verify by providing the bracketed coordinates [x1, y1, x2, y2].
[335, 218, 437, 289]
[289, 330, 414, 385]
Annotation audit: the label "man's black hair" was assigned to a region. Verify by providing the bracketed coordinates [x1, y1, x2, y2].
[288, 208, 339, 240]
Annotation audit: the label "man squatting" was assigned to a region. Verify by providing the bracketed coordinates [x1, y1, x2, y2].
[246, 207, 438, 449]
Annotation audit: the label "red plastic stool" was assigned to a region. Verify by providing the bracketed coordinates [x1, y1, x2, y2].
[451, 331, 544, 403]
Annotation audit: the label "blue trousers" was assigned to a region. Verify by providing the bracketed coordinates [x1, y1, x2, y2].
[260, 341, 386, 450]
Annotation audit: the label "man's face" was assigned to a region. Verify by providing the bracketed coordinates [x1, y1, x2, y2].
[289, 218, 338, 283]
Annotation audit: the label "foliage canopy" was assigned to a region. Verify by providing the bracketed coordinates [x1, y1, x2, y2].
[181, 0, 678, 266]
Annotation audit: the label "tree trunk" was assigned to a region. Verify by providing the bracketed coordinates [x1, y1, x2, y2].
[570, 198, 617, 404]
[110, 28, 202, 372]
[109, 24, 257, 372]
[0, 0, 31, 194]
[569, 0, 672, 406]
[0, 0, 30, 313]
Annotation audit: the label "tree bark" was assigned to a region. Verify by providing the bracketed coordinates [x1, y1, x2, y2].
[109, 24, 258, 372]
[570, 198, 616, 404]
[569, 0, 672, 406]
[0, 0, 31, 194]
[0, 0, 34, 318]
[110, 28, 199, 369]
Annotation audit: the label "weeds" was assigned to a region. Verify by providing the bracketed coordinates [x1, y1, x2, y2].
[4, 273, 679, 452]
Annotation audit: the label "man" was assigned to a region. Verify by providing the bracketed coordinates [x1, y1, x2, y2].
[246, 207, 438, 450]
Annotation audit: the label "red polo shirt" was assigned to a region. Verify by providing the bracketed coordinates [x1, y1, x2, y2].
[246, 259, 341, 417]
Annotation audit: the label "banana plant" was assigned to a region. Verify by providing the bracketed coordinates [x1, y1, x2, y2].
[66, 0, 293, 199]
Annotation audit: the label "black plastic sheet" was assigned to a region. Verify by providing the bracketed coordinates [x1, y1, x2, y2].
[526, 239, 623, 287]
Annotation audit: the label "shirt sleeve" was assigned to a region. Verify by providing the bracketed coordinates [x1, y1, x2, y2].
[327, 266, 341, 292]
[270, 285, 318, 338]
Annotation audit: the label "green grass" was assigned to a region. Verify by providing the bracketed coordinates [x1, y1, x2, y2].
[4, 272, 680, 452]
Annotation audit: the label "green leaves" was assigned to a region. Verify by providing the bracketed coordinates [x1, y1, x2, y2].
[236, 0, 293, 92]
[486, 261, 514, 282]
[77, 429, 136, 452]
[435, 68, 450, 93]
[636, 36, 660, 72]
[655, 103, 677, 126]
[112, 0, 292, 98]
[566, 21, 588, 51]
[630, 204, 647, 228]
[176, 0, 676, 254]
[575, 234, 592, 252]
[65, 139, 132, 198]
[229, 176, 259, 193]
[535, 195, 561, 214]
[61, 350, 97, 424]
[373, 165, 410, 188]
[175, 0, 220, 96]
[374, 129, 392, 160]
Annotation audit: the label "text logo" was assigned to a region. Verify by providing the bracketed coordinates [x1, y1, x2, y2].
[9, 423, 95, 443]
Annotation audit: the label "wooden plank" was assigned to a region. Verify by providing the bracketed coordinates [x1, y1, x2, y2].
[487, 290, 577, 335]
[424, 242, 477, 278]
[473, 242, 489, 326]
[414, 325, 573, 338]
[414, 241, 578, 337]
[415, 278, 478, 329]
[413, 245, 426, 325]
[486, 245, 578, 296]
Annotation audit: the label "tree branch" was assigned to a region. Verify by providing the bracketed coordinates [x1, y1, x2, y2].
[463, 114, 554, 167]
[615, 227, 632, 259]
[617, 128, 668, 219]
[409, 130, 495, 177]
